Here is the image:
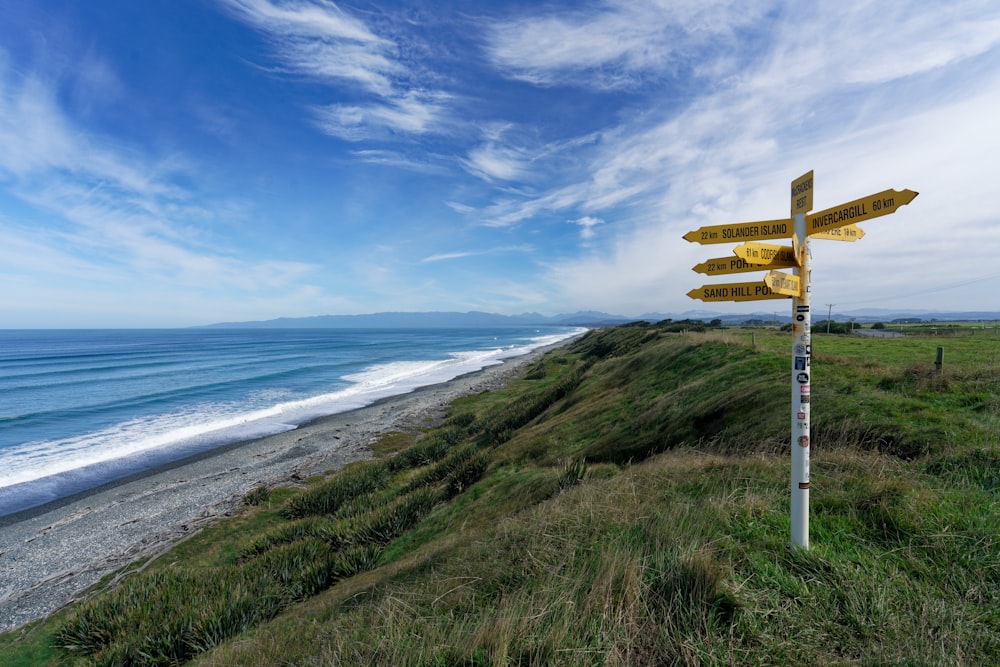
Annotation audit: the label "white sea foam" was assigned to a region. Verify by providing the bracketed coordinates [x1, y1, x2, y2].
[0, 328, 585, 513]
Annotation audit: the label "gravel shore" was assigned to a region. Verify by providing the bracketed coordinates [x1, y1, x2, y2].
[0, 347, 553, 633]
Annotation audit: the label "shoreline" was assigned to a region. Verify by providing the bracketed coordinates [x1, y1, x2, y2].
[0, 343, 561, 633]
[0, 366, 499, 530]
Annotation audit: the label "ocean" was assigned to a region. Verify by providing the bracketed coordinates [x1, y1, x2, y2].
[0, 327, 582, 517]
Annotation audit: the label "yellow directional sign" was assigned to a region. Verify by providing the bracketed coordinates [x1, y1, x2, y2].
[687, 281, 791, 302]
[733, 242, 798, 267]
[683, 218, 792, 245]
[763, 270, 801, 297]
[791, 170, 814, 215]
[811, 224, 865, 242]
[692, 256, 771, 275]
[807, 188, 917, 235]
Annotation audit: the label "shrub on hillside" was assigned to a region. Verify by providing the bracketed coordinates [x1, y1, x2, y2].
[283, 461, 390, 519]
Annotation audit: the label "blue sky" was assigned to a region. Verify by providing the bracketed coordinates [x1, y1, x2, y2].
[1, 0, 999, 327]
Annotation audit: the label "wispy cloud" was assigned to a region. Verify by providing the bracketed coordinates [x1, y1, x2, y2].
[5, 1, 996, 324]
[473, 1, 1000, 312]
[572, 216, 604, 240]
[462, 143, 531, 182]
[220, 0, 454, 139]
[752, 4, 1000, 90]
[445, 201, 476, 214]
[220, 0, 393, 96]
[312, 89, 452, 140]
[221, 0, 381, 41]
[484, 0, 767, 89]
[420, 251, 477, 263]
[476, 0, 1000, 224]
[351, 148, 449, 173]
[421, 245, 532, 264]
[0, 56, 320, 314]
[0, 69, 175, 199]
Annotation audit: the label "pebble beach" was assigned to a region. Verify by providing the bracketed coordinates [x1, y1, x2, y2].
[0, 347, 552, 633]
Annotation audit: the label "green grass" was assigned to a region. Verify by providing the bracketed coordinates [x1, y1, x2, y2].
[2, 324, 997, 666]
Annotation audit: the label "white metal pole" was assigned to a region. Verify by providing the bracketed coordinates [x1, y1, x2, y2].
[790, 212, 811, 550]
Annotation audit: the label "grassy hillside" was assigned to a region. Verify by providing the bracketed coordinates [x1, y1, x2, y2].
[3, 325, 997, 665]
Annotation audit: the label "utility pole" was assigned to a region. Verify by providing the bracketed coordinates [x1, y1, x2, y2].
[826, 303, 834, 334]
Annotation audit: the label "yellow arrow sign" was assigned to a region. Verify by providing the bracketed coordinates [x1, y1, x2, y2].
[791, 170, 814, 215]
[763, 270, 801, 297]
[733, 242, 798, 267]
[692, 256, 772, 275]
[683, 218, 792, 245]
[810, 224, 865, 242]
[807, 188, 917, 235]
[687, 281, 791, 302]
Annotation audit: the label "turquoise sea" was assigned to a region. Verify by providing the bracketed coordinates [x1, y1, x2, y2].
[0, 327, 582, 516]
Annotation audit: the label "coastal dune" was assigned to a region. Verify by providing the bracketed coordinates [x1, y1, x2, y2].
[0, 349, 549, 633]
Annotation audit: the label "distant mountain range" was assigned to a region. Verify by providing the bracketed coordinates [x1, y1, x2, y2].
[201, 311, 632, 328]
[200, 308, 1000, 329]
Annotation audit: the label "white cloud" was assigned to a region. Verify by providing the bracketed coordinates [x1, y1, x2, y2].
[484, 0, 769, 89]
[0, 57, 325, 325]
[476, 1, 1000, 314]
[752, 4, 1000, 91]
[572, 216, 604, 240]
[462, 143, 530, 182]
[221, 0, 384, 45]
[445, 201, 476, 214]
[421, 251, 476, 263]
[281, 38, 400, 96]
[221, 0, 455, 138]
[421, 245, 533, 264]
[0, 69, 174, 199]
[220, 0, 396, 97]
[312, 89, 452, 139]
[351, 149, 448, 173]
[5, 1, 998, 324]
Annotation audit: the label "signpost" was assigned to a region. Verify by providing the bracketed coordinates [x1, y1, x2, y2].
[791, 170, 813, 215]
[682, 171, 917, 551]
[686, 282, 789, 302]
[763, 270, 801, 297]
[692, 256, 774, 276]
[811, 224, 864, 242]
[807, 189, 918, 235]
[733, 242, 798, 267]
[682, 219, 792, 244]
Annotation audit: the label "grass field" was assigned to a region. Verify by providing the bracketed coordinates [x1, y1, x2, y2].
[2, 324, 997, 666]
